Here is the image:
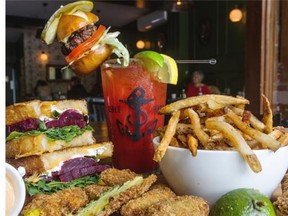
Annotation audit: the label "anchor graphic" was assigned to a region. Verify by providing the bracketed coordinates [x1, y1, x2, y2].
[117, 87, 157, 141]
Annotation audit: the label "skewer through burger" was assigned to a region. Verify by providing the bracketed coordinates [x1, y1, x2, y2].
[41, 1, 129, 75]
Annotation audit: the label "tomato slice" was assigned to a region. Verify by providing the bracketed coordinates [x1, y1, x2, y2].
[65, 25, 106, 63]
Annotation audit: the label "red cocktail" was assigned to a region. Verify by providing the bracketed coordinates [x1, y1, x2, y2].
[101, 59, 167, 173]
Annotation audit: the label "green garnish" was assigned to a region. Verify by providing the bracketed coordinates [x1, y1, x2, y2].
[51, 110, 60, 118]
[75, 176, 144, 216]
[38, 121, 47, 130]
[25, 174, 100, 196]
[6, 125, 93, 142]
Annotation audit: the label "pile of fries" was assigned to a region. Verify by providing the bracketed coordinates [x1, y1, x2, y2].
[153, 94, 288, 173]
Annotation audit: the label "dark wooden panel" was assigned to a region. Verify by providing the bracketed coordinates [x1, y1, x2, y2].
[278, 0, 288, 119]
[244, 1, 262, 115]
[186, 0, 245, 95]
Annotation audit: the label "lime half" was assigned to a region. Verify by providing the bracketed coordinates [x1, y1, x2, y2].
[210, 188, 276, 216]
[134, 51, 164, 72]
[41, 1, 94, 45]
[134, 51, 178, 85]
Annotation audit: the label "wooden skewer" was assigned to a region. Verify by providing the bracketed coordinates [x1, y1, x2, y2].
[176, 59, 217, 65]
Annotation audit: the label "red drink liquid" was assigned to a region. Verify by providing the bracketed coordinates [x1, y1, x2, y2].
[101, 59, 167, 173]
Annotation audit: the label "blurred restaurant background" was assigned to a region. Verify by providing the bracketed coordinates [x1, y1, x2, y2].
[6, 0, 288, 124]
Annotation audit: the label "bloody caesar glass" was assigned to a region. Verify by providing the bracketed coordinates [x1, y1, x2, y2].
[101, 58, 167, 173]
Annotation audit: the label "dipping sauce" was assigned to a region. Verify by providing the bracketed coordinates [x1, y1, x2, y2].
[6, 175, 15, 215]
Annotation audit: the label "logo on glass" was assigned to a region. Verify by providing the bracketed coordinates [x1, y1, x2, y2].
[117, 87, 157, 141]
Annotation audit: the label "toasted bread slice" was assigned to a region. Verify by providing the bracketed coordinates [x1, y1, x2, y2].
[6, 142, 113, 175]
[6, 131, 95, 159]
[40, 100, 88, 118]
[6, 100, 41, 126]
[6, 99, 88, 125]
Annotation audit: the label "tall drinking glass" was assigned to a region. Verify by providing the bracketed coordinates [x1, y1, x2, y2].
[101, 58, 167, 173]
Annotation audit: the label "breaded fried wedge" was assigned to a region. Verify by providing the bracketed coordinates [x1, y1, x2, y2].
[120, 184, 176, 216]
[97, 174, 157, 216]
[84, 184, 111, 200]
[21, 187, 89, 216]
[22, 185, 112, 216]
[100, 168, 138, 186]
[144, 195, 209, 216]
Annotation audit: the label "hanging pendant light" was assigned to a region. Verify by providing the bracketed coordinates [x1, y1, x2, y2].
[40, 51, 48, 62]
[229, 7, 243, 22]
[176, 0, 182, 6]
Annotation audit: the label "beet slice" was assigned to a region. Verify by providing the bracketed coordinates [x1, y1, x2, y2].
[46, 109, 87, 129]
[52, 157, 110, 182]
[7, 118, 39, 134]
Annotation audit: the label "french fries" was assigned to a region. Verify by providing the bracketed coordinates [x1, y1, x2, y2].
[187, 134, 198, 157]
[262, 94, 273, 133]
[225, 107, 280, 151]
[279, 133, 288, 147]
[154, 94, 287, 173]
[205, 119, 262, 173]
[229, 106, 266, 132]
[153, 111, 180, 162]
[159, 94, 249, 114]
[184, 108, 209, 148]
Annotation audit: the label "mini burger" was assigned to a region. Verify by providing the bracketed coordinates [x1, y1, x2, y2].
[41, 1, 129, 75]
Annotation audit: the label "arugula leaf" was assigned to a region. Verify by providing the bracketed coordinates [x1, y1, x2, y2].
[52, 110, 60, 118]
[6, 125, 94, 142]
[25, 174, 100, 196]
[6, 131, 24, 142]
[38, 121, 47, 131]
[44, 125, 91, 142]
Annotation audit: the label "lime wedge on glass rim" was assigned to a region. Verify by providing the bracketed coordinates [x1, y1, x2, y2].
[134, 51, 178, 85]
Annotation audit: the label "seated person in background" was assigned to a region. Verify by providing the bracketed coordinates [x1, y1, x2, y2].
[186, 70, 211, 97]
[34, 80, 52, 100]
[67, 76, 88, 99]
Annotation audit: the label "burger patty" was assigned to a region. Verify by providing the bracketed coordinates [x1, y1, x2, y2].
[61, 24, 97, 56]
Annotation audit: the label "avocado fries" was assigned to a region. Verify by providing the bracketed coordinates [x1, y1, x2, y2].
[21, 169, 156, 216]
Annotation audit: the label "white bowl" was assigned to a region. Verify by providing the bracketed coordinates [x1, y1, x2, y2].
[153, 136, 288, 206]
[6, 163, 26, 216]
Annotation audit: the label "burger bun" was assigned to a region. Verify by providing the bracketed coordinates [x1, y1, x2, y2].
[70, 44, 113, 75]
[57, 11, 99, 42]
